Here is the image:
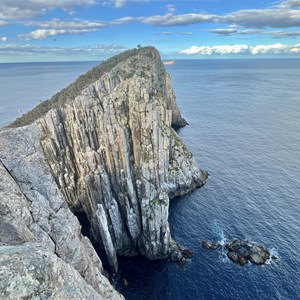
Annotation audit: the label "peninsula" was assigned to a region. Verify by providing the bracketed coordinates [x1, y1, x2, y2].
[0, 47, 207, 299]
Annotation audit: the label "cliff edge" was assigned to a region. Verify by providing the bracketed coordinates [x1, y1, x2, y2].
[0, 47, 207, 298]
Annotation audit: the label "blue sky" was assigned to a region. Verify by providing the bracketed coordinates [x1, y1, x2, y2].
[0, 0, 300, 62]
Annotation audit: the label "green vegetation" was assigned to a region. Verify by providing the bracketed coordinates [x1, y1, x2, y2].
[9, 46, 157, 128]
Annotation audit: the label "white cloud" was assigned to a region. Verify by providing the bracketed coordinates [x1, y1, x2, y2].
[180, 32, 193, 35]
[180, 45, 250, 55]
[279, 0, 300, 9]
[268, 30, 300, 38]
[208, 28, 237, 36]
[166, 4, 176, 14]
[208, 27, 300, 39]
[1, 37, 8, 42]
[114, 0, 126, 8]
[251, 43, 289, 54]
[112, 16, 135, 24]
[221, 9, 300, 28]
[29, 0, 96, 9]
[180, 43, 300, 55]
[290, 44, 300, 52]
[104, 0, 161, 8]
[19, 17, 134, 40]
[139, 13, 216, 26]
[27, 18, 106, 29]
[0, 4, 43, 21]
[136, 0, 300, 28]
[0, 43, 127, 57]
[19, 28, 98, 40]
[0, 0, 97, 23]
[161, 31, 173, 35]
[208, 28, 262, 36]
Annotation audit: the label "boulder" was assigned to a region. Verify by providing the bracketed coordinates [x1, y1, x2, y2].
[202, 239, 272, 266]
[225, 240, 271, 266]
[201, 240, 221, 250]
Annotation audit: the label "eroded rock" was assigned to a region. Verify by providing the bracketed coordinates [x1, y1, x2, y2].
[202, 239, 273, 266]
[0, 161, 123, 299]
[225, 240, 270, 266]
[201, 240, 221, 250]
[0, 244, 105, 300]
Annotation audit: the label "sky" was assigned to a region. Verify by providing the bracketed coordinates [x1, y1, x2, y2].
[0, 0, 300, 62]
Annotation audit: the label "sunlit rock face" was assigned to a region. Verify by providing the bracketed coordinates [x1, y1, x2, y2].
[0, 47, 207, 279]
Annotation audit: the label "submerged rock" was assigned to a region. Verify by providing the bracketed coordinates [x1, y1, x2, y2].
[202, 239, 272, 266]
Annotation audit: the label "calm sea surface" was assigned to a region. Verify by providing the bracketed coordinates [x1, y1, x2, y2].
[0, 61, 97, 127]
[1, 59, 300, 299]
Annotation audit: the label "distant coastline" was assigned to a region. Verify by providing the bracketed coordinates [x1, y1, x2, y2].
[163, 60, 176, 65]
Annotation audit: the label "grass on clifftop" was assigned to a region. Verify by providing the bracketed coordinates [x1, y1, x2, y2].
[9, 46, 157, 128]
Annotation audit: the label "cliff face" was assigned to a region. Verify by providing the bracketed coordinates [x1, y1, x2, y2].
[37, 47, 207, 270]
[0, 47, 207, 297]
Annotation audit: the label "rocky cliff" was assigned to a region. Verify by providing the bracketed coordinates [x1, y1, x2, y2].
[0, 47, 207, 298]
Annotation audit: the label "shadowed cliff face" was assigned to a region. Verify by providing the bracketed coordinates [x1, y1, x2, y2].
[0, 47, 207, 278]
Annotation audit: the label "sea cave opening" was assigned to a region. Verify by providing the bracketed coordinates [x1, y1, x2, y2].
[74, 209, 112, 273]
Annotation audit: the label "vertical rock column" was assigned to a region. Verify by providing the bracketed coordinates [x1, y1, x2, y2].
[37, 47, 207, 271]
[96, 204, 118, 273]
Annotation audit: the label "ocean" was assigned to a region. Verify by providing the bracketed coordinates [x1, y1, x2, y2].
[0, 61, 97, 127]
[1, 59, 299, 299]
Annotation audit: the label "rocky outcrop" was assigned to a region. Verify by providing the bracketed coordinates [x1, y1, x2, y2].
[201, 239, 277, 266]
[201, 240, 221, 250]
[0, 151, 123, 299]
[225, 240, 271, 266]
[0, 47, 207, 297]
[0, 244, 106, 300]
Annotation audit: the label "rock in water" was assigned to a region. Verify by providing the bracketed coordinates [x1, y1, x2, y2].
[202, 239, 272, 266]
[0, 47, 207, 298]
[201, 241, 221, 250]
[226, 240, 271, 266]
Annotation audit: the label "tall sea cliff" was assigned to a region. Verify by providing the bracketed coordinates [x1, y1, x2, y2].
[0, 47, 207, 299]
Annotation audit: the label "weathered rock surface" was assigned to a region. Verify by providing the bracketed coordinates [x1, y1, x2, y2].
[0, 244, 106, 300]
[0, 159, 123, 299]
[201, 240, 221, 250]
[225, 240, 271, 266]
[0, 46, 207, 297]
[201, 239, 274, 266]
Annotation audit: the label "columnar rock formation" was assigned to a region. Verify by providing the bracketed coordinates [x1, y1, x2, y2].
[0, 47, 207, 298]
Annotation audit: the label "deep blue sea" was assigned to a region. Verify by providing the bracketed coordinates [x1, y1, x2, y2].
[1, 59, 300, 299]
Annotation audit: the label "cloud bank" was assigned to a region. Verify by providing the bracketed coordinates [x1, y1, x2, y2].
[180, 43, 300, 55]
[0, 43, 127, 57]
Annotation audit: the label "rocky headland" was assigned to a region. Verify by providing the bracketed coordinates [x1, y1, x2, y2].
[0, 47, 207, 299]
